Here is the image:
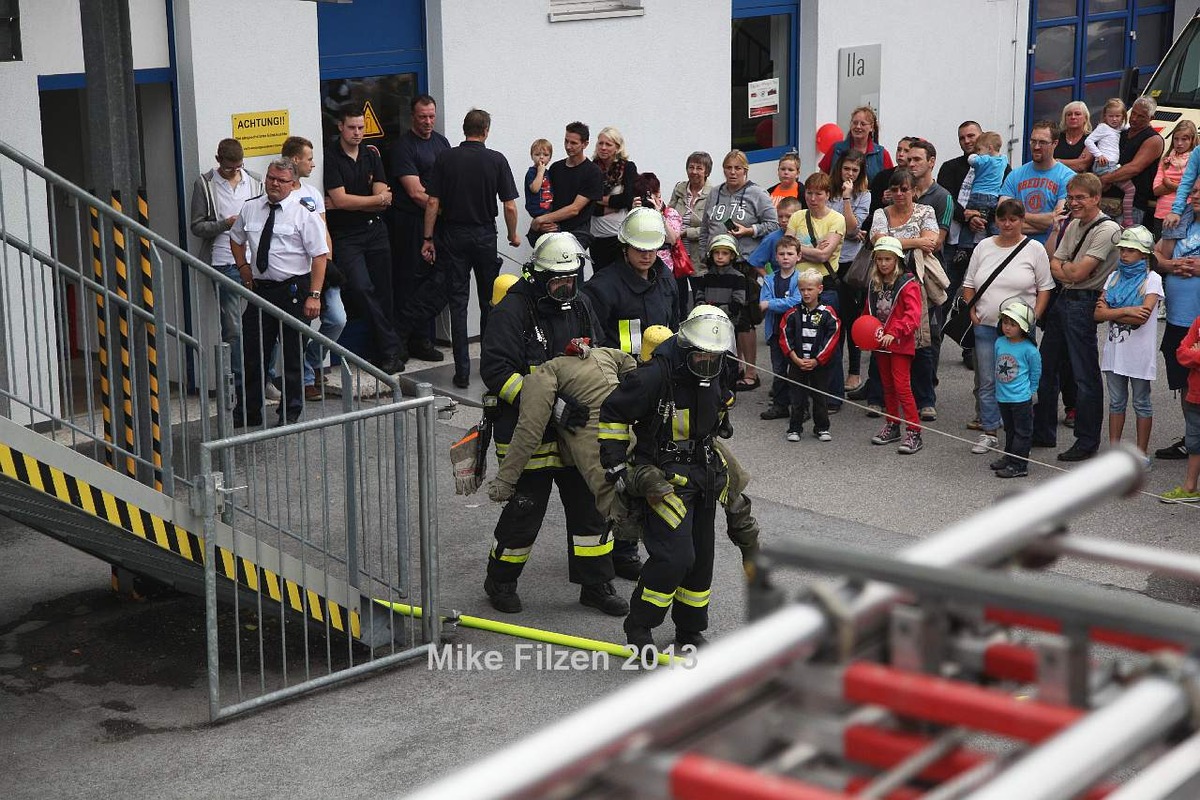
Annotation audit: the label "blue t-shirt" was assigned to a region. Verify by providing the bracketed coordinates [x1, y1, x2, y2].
[1161, 211, 1200, 327]
[995, 336, 1042, 403]
[968, 153, 1008, 196]
[524, 165, 553, 218]
[1000, 161, 1076, 244]
[748, 228, 785, 271]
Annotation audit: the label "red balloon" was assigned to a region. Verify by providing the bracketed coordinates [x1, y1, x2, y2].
[815, 122, 844, 155]
[852, 315, 884, 351]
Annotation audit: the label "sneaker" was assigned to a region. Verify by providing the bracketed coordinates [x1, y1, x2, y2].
[265, 382, 281, 402]
[897, 430, 924, 455]
[1063, 408, 1076, 428]
[484, 577, 522, 614]
[760, 405, 790, 420]
[995, 464, 1028, 478]
[971, 433, 998, 455]
[816, 430, 832, 442]
[989, 457, 1011, 471]
[675, 629, 708, 649]
[866, 404, 883, 418]
[1156, 439, 1189, 460]
[1057, 445, 1095, 462]
[786, 430, 801, 442]
[871, 421, 902, 445]
[580, 581, 629, 616]
[1159, 486, 1200, 503]
[614, 556, 642, 581]
[919, 406, 938, 422]
[966, 419, 984, 431]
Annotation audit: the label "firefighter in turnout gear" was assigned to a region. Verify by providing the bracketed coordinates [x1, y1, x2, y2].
[583, 207, 680, 579]
[488, 321, 760, 568]
[600, 305, 737, 651]
[480, 232, 627, 617]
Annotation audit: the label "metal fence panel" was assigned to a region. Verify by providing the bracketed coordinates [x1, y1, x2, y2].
[200, 390, 440, 721]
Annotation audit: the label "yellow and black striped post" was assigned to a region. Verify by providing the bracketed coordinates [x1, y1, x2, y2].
[89, 206, 116, 469]
[109, 192, 137, 480]
[136, 188, 163, 491]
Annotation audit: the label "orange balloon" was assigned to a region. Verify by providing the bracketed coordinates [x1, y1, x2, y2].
[852, 315, 884, 351]
[815, 123, 844, 155]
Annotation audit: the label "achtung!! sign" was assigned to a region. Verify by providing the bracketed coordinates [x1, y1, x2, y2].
[232, 109, 290, 157]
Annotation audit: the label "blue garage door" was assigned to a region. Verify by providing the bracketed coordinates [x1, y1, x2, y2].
[317, 0, 426, 154]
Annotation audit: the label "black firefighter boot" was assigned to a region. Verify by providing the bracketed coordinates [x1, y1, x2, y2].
[484, 577, 522, 614]
[580, 581, 629, 616]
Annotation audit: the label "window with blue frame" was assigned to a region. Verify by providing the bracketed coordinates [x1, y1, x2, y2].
[733, 1, 797, 163]
[1028, 0, 1173, 130]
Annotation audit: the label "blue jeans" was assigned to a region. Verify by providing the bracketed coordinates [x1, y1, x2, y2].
[972, 324, 1001, 432]
[1034, 292, 1104, 451]
[1105, 372, 1152, 419]
[304, 286, 347, 386]
[215, 263, 245, 387]
[819, 288, 844, 407]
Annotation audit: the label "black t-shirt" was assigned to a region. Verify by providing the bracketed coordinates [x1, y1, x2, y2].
[324, 140, 387, 234]
[389, 129, 451, 216]
[1111, 126, 1160, 211]
[546, 158, 604, 234]
[1054, 136, 1087, 164]
[425, 141, 519, 228]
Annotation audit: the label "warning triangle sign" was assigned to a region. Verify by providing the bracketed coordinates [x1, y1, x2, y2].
[362, 100, 385, 139]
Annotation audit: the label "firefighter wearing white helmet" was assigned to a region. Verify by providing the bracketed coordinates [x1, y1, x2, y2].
[599, 304, 740, 653]
[478, 230, 627, 617]
[582, 206, 681, 578]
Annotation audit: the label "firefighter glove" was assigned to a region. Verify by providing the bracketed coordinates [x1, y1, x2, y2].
[553, 392, 589, 433]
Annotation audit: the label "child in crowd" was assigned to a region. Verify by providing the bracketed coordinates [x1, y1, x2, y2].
[866, 236, 924, 454]
[992, 299, 1041, 478]
[767, 151, 803, 210]
[525, 138, 553, 245]
[780, 268, 842, 442]
[748, 196, 801, 275]
[758, 235, 804, 420]
[966, 131, 1008, 236]
[1086, 98, 1137, 227]
[1161, 313, 1200, 503]
[1095, 226, 1163, 461]
[1154, 120, 1197, 227]
[693, 233, 749, 330]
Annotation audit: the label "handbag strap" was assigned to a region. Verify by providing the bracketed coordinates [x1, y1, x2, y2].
[802, 211, 835, 276]
[1066, 216, 1108, 263]
[964, 237, 1030, 310]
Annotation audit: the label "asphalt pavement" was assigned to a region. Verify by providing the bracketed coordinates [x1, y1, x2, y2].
[1, 332, 1197, 798]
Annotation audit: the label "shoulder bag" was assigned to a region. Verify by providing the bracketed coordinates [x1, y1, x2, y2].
[941, 237, 1030, 349]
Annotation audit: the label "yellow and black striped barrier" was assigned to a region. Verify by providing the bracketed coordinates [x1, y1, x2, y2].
[109, 192, 137, 480]
[135, 188, 163, 491]
[0, 440, 361, 638]
[88, 206, 116, 470]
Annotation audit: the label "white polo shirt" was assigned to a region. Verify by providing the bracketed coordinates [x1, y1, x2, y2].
[292, 181, 326, 214]
[210, 171, 257, 265]
[231, 192, 329, 283]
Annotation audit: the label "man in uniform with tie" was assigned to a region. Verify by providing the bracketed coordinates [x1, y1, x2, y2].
[230, 158, 329, 427]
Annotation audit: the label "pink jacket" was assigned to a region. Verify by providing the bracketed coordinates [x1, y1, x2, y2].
[1177, 317, 1200, 405]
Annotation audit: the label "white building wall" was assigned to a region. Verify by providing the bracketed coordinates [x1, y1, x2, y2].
[756, 0, 1027, 186]
[0, 0, 168, 425]
[428, 0, 731, 267]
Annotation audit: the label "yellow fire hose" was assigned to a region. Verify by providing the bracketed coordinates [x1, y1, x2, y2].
[375, 599, 678, 665]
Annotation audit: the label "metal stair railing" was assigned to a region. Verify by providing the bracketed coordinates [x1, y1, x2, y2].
[0, 138, 401, 499]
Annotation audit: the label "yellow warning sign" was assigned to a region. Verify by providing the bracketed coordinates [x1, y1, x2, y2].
[362, 100, 385, 139]
[231, 109, 290, 157]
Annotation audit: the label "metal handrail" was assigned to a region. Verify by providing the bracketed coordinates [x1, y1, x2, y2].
[0, 138, 399, 387]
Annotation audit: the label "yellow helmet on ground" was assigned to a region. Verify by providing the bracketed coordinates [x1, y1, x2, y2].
[640, 325, 673, 362]
[491, 273, 520, 306]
